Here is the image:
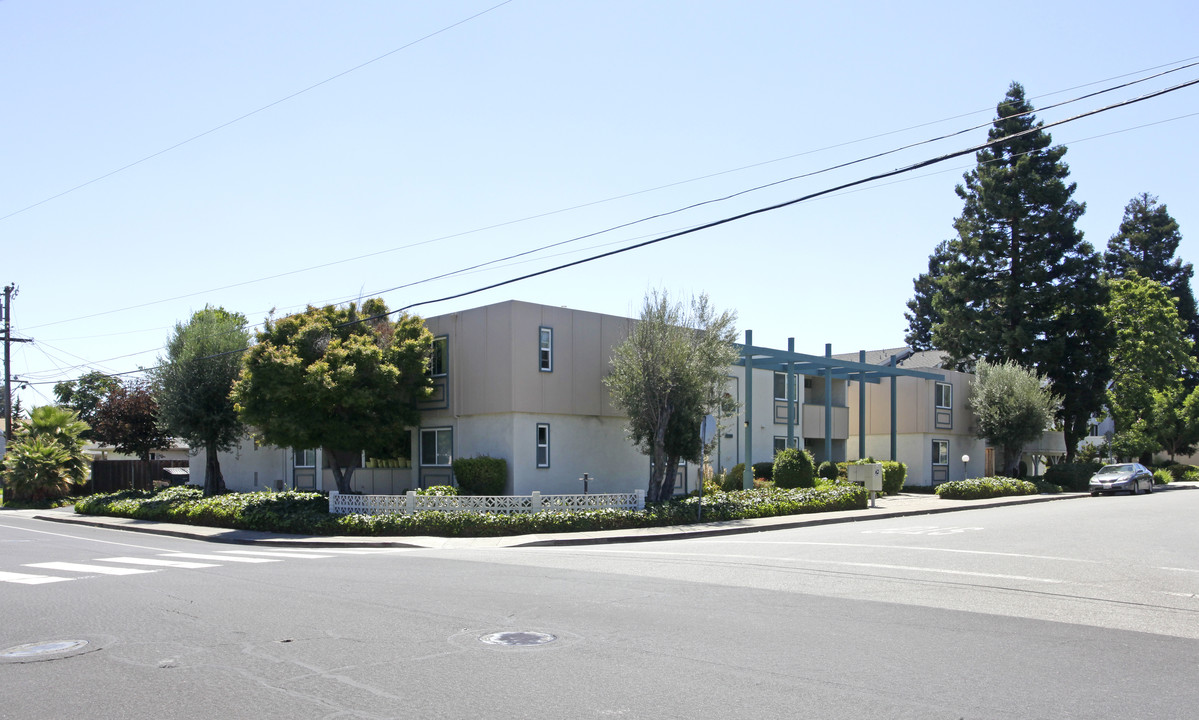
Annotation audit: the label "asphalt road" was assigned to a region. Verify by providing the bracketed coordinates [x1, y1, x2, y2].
[2, 491, 1197, 719]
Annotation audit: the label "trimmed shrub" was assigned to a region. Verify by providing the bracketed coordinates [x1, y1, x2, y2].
[417, 485, 459, 496]
[773, 448, 815, 489]
[935, 477, 1039, 500]
[752, 462, 774, 482]
[1043, 461, 1102, 492]
[722, 464, 747, 492]
[1164, 464, 1199, 482]
[1153, 468, 1172, 485]
[74, 482, 869, 538]
[817, 461, 838, 481]
[880, 461, 907, 495]
[451, 456, 508, 495]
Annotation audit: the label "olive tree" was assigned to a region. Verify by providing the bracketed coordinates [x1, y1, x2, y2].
[968, 360, 1059, 476]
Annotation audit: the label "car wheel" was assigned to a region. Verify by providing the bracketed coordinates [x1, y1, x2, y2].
[1145, 478, 1154, 494]
[1090, 491, 1099, 497]
[1129, 482, 1138, 495]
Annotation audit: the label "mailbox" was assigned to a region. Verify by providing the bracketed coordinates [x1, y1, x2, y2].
[848, 463, 883, 493]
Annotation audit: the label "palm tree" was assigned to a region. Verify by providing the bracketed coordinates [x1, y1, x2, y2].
[2, 406, 92, 502]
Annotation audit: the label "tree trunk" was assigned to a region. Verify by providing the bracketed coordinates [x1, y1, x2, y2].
[204, 442, 225, 497]
[662, 454, 680, 500]
[326, 448, 358, 494]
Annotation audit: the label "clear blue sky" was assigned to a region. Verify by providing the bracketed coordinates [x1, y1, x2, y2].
[4, 1, 1198, 408]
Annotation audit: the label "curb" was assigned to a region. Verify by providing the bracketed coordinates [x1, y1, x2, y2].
[22, 488, 1122, 549]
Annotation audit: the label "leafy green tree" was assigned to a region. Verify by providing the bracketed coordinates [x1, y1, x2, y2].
[906, 82, 1110, 460]
[1145, 385, 1199, 462]
[1105, 193, 1197, 350]
[772, 447, 815, 489]
[968, 360, 1059, 476]
[2, 406, 92, 501]
[154, 307, 251, 496]
[93, 379, 173, 461]
[232, 299, 432, 495]
[605, 291, 738, 503]
[1105, 273, 1192, 445]
[52, 371, 119, 441]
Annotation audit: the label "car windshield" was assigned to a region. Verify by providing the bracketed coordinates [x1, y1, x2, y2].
[1097, 464, 1135, 475]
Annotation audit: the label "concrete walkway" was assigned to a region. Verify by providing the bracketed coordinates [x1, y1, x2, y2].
[13, 482, 1197, 549]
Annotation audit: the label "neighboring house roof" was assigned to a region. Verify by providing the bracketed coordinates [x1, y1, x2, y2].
[831, 347, 952, 370]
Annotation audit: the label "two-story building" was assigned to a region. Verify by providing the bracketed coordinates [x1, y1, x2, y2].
[199, 301, 1058, 495]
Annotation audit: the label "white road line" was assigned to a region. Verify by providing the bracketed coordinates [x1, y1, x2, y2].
[565, 548, 1065, 584]
[216, 550, 334, 559]
[26, 562, 156, 576]
[96, 557, 218, 569]
[1159, 566, 1199, 573]
[692, 539, 1099, 564]
[0, 522, 179, 552]
[159, 553, 279, 564]
[0, 570, 72, 585]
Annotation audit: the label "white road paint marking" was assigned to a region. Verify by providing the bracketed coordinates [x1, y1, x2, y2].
[96, 557, 219, 569]
[693, 539, 1099, 564]
[26, 562, 155, 576]
[158, 553, 279, 563]
[1159, 566, 1199, 574]
[0, 522, 179, 552]
[0, 570, 72, 585]
[861, 526, 983, 536]
[216, 550, 335, 559]
[565, 548, 1065, 584]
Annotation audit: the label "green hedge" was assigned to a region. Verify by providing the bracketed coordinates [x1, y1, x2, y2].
[1153, 468, 1172, 485]
[752, 462, 774, 482]
[1043, 461, 1102, 492]
[880, 461, 906, 495]
[74, 482, 868, 537]
[451, 456, 507, 495]
[935, 477, 1040, 500]
[773, 448, 815, 489]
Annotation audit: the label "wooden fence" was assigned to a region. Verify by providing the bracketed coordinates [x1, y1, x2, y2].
[87, 459, 190, 494]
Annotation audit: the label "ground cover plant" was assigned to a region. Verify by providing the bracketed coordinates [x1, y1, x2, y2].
[74, 481, 868, 537]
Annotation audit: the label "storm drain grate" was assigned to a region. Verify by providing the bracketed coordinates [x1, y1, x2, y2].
[479, 631, 557, 647]
[1, 640, 90, 659]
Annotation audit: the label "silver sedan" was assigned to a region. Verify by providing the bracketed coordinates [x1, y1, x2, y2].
[1089, 463, 1155, 496]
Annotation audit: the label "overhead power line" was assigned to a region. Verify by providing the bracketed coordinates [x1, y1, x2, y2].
[0, 0, 515, 224]
[24, 73, 1199, 387]
[22, 59, 1199, 333]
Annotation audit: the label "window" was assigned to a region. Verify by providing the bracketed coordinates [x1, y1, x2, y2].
[773, 372, 792, 401]
[420, 428, 453, 466]
[932, 439, 949, 466]
[539, 327, 553, 372]
[773, 436, 788, 455]
[536, 424, 550, 468]
[294, 448, 316, 468]
[935, 382, 952, 409]
[1088, 423, 1100, 437]
[429, 336, 448, 377]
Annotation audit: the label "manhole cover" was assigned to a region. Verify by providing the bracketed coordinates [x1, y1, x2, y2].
[479, 631, 557, 647]
[1, 640, 89, 659]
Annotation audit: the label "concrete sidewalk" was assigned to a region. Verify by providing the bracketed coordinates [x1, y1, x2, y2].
[18, 484, 1194, 549]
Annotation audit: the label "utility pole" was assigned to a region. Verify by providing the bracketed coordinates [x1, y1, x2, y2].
[3, 284, 33, 443]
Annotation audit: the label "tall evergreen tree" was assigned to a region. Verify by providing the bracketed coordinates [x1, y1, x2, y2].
[1104, 193, 1198, 354]
[906, 82, 1111, 461]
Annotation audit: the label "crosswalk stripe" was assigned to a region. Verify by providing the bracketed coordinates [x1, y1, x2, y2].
[96, 557, 218, 569]
[217, 550, 335, 559]
[26, 562, 155, 576]
[0, 570, 72, 585]
[158, 553, 279, 563]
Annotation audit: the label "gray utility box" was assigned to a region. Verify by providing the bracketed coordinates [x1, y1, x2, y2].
[848, 463, 883, 493]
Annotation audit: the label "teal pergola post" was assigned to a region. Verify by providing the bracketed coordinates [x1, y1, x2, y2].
[859, 350, 866, 460]
[743, 330, 753, 490]
[890, 353, 898, 461]
[823, 344, 833, 463]
[786, 337, 796, 450]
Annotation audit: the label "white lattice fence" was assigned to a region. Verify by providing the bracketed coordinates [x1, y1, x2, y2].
[329, 490, 646, 516]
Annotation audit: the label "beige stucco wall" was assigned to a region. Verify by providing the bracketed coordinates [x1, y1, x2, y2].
[191, 437, 290, 493]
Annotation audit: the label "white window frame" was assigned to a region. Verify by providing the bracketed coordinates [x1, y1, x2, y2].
[539, 327, 553, 372]
[932, 439, 949, 466]
[773, 372, 791, 401]
[420, 427, 453, 467]
[935, 382, 952, 409]
[294, 448, 316, 468]
[536, 423, 550, 468]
